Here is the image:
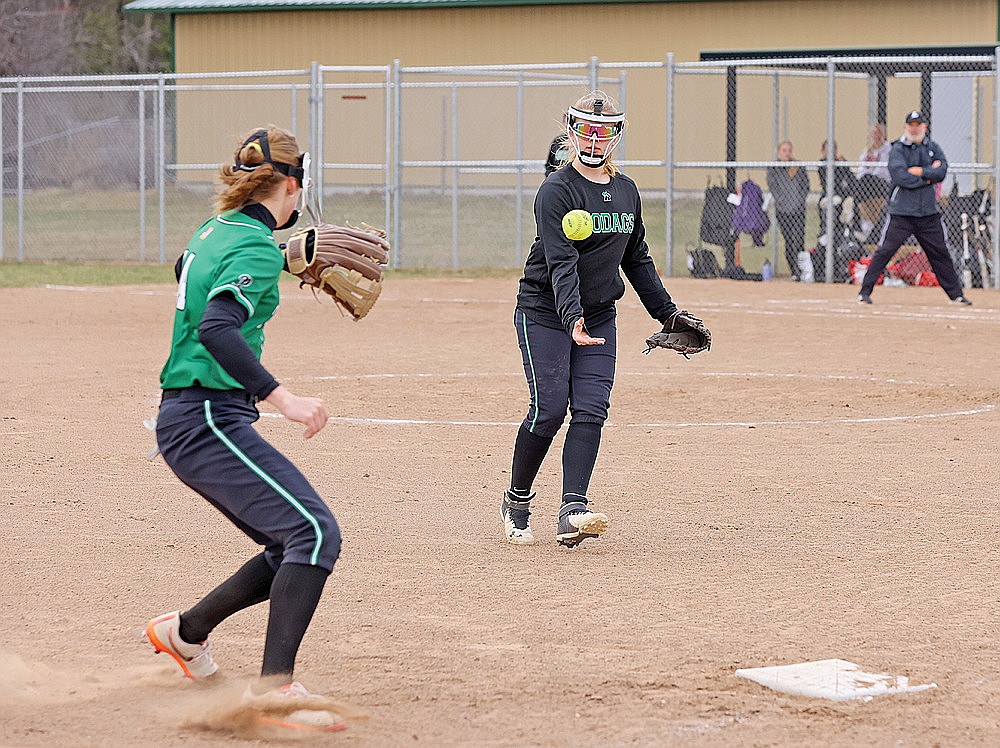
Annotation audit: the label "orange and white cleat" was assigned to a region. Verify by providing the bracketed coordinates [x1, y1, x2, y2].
[144, 611, 218, 679]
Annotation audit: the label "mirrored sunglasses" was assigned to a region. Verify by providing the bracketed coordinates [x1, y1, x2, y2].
[569, 120, 621, 139]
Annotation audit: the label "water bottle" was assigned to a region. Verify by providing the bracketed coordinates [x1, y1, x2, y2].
[761, 259, 772, 281]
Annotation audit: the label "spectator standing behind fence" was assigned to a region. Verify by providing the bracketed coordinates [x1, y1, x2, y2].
[817, 140, 857, 240]
[816, 139, 858, 281]
[855, 123, 891, 241]
[766, 140, 810, 280]
[857, 110, 971, 305]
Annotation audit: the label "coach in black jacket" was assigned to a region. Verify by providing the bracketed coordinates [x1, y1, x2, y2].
[858, 110, 971, 305]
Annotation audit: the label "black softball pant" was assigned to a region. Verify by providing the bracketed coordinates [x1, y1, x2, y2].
[776, 210, 805, 277]
[514, 309, 616, 438]
[860, 213, 963, 299]
[156, 388, 341, 572]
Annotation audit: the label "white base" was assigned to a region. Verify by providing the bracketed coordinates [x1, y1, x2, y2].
[735, 659, 936, 702]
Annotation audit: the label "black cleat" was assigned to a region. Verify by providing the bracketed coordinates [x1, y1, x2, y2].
[950, 296, 973, 306]
[857, 293, 872, 305]
[556, 501, 609, 548]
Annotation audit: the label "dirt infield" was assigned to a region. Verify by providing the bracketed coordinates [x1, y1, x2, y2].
[1, 276, 998, 746]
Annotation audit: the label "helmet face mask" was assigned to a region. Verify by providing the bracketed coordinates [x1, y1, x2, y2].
[274, 151, 311, 229]
[298, 151, 321, 223]
[565, 103, 625, 168]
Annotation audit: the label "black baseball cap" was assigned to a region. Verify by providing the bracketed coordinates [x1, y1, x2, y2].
[905, 110, 927, 124]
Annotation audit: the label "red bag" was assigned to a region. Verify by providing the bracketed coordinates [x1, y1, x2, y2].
[849, 256, 883, 285]
[888, 251, 938, 286]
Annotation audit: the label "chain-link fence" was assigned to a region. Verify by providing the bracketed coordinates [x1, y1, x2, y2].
[392, 61, 626, 268]
[672, 53, 999, 288]
[1, 54, 998, 289]
[0, 69, 318, 263]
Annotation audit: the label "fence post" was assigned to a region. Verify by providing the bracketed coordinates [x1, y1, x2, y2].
[392, 59, 402, 267]
[139, 86, 146, 262]
[770, 71, 779, 271]
[516, 72, 525, 266]
[157, 73, 166, 264]
[994, 48, 1000, 288]
[0, 86, 4, 261]
[589, 56, 599, 91]
[618, 70, 627, 163]
[384, 65, 392, 253]
[665, 53, 674, 275]
[309, 61, 323, 216]
[450, 83, 459, 270]
[725, 65, 736, 268]
[824, 57, 836, 284]
[16, 78, 24, 262]
[439, 96, 447, 190]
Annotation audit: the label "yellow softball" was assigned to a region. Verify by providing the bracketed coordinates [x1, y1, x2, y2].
[562, 210, 594, 241]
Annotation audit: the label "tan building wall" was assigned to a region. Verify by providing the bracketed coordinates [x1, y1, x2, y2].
[175, 1, 996, 71]
[170, 0, 998, 188]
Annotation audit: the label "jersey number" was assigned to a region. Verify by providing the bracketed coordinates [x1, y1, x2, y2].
[175, 251, 196, 310]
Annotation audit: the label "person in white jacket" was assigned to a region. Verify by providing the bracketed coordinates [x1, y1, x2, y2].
[855, 123, 891, 241]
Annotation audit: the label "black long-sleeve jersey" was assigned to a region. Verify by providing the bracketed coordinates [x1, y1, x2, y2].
[516, 165, 677, 333]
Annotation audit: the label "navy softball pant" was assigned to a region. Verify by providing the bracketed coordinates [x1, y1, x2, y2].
[514, 309, 617, 438]
[156, 387, 341, 572]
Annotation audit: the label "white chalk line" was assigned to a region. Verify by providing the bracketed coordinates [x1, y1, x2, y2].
[414, 296, 1000, 324]
[275, 369, 992, 426]
[42, 286, 999, 323]
[43, 284, 347, 303]
[292, 371, 948, 387]
[45, 284, 167, 296]
[258, 403, 995, 428]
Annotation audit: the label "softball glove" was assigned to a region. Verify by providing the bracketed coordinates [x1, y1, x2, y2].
[284, 222, 390, 320]
[643, 310, 712, 357]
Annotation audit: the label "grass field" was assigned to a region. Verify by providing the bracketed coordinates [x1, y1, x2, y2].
[0, 261, 177, 287]
[1, 185, 821, 277]
[0, 260, 521, 288]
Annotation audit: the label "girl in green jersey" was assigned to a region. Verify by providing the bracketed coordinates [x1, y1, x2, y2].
[145, 126, 345, 732]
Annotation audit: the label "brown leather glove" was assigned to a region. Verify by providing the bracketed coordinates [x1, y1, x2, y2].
[643, 310, 712, 357]
[284, 223, 390, 320]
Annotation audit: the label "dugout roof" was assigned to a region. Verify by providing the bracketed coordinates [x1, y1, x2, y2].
[699, 45, 999, 148]
[693, 43, 1000, 225]
[124, 0, 717, 10]
[700, 45, 1000, 74]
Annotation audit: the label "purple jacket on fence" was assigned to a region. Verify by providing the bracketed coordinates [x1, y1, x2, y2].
[731, 179, 770, 246]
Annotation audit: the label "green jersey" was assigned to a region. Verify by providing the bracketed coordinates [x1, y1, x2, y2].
[159, 210, 284, 391]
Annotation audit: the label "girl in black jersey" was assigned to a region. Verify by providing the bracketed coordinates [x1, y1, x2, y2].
[502, 91, 694, 548]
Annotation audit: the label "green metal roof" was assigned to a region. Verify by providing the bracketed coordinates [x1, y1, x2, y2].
[124, 0, 708, 12]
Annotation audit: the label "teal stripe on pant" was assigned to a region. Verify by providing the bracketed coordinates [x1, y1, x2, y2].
[156, 393, 340, 572]
[513, 308, 617, 439]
